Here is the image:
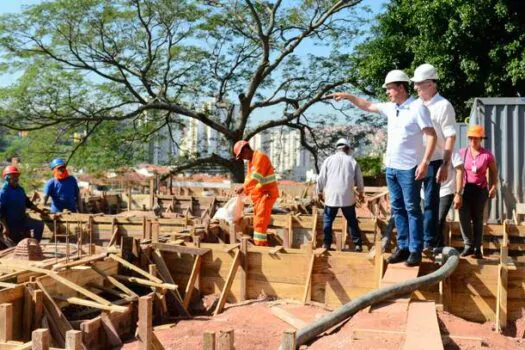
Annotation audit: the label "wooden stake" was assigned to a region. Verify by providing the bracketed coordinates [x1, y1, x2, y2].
[281, 329, 297, 350]
[0, 303, 13, 342]
[217, 329, 234, 350]
[496, 263, 508, 332]
[138, 295, 153, 350]
[239, 236, 249, 301]
[32, 329, 50, 350]
[183, 255, 202, 309]
[65, 330, 82, 350]
[23, 288, 34, 341]
[214, 249, 241, 315]
[203, 331, 216, 350]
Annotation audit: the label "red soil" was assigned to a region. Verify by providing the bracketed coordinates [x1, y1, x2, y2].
[122, 300, 524, 350]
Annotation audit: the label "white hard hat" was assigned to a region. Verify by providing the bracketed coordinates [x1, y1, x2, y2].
[335, 138, 350, 148]
[411, 63, 439, 83]
[382, 70, 410, 88]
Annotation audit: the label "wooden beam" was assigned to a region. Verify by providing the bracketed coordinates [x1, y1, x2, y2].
[32, 290, 43, 337]
[0, 303, 13, 343]
[0, 263, 112, 307]
[311, 206, 318, 248]
[281, 329, 297, 350]
[214, 249, 241, 315]
[183, 255, 202, 309]
[87, 283, 135, 301]
[138, 295, 153, 350]
[31, 329, 50, 350]
[90, 263, 138, 298]
[51, 253, 107, 271]
[113, 275, 178, 290]
[271, 307, 307, 329]
[53, 295, 128, 313]
[108, 254, 163, 284]
[151, 243, 211, 256]
[403, 302, 443, 350]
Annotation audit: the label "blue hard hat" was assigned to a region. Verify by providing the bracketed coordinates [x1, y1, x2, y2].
[49, 158, 66, 169]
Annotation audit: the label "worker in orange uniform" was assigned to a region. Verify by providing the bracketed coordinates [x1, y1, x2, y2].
[233, 141, 279, 246]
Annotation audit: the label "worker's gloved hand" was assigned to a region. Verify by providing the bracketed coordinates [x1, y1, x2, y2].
[357, 193, 365, 204]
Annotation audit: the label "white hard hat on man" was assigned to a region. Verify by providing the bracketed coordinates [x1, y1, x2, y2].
[382, 70, 410, 88]
[411, 63, 439, 83]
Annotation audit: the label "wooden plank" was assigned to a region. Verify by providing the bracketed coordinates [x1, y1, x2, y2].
[151, 249, 189, 317]
[183, 256, 202, 309]
[22, 288, 33, 341]
[32, 291, 43, 336]
[302, 251, 315, 304]
[31, 329, 50, 350]
[496, 264, 508, 332]
[271, 307, 307, 329]
[403, 302, 443, 350]
[0, 303, 13, 342]
[214, 249, 241, 315]
[138, 295, 153, 350]
[281, 329, 297, 350]
[371, 263, 420, 313]
[35, 281, 72, 347]
[99, 313, 123, 348]
[152, 243, 211, 256]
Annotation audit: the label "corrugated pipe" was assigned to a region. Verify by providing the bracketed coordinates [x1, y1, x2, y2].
[284, 247, 460, 349]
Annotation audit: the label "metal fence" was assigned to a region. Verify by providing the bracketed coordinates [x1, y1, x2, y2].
[467, 97, 525, 223]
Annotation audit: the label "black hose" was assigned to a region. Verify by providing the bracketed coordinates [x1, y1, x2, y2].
[288, 247, 460, 348]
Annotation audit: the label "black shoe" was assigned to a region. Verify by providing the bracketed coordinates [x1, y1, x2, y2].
[473, 248, 483, 259]
[354, 245, 363, 253]
[405, 252, 422, 266]
[386, 248, 410, 264]
[460, 246, 474, 257]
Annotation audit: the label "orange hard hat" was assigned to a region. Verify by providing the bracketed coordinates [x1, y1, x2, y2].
[467, 124, 485, 138]
[2, 165, 20, 178]
[233, 140, 249, 159]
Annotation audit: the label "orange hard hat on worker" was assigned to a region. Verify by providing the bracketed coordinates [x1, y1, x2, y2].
[467, 125, 485, 138]
[2, 165, 20, 178]
[233, 140, 250, 159]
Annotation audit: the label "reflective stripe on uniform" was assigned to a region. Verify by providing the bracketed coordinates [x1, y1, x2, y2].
[253, 232, 267, 241]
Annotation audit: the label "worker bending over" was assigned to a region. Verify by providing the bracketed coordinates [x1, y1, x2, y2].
[234, 141, 279, 246]
[0, 166, 45, 245]
[44, 158, 81, 213]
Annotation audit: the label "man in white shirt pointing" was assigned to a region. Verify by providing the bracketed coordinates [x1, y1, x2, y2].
[327, 69, 437, 266]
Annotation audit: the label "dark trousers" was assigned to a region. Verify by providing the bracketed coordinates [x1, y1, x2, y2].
[436, 194, 454, 248]
[323, 205, 362, 248]
[459, 184, 488, 249]
[422, 160, 443, 248]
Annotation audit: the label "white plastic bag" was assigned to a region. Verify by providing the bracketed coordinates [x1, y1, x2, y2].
[213, 195, 245, 223]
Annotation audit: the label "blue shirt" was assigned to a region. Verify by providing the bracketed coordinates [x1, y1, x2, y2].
[44, 176, 80, 213]
[0, 185, 29, 232]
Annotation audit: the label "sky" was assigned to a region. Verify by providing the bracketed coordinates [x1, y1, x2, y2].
[0, 0, 389, 125]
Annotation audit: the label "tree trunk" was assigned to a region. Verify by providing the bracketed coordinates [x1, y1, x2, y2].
[230, 159, 245, 184]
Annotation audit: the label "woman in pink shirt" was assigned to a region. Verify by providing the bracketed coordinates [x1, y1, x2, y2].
[458, 125, 498, 259]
